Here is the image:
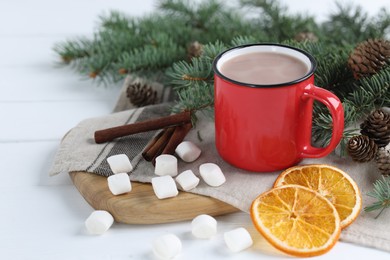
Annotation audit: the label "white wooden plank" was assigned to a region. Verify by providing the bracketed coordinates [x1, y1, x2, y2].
[0, 65, 122, 102]
[0, 36, 62, 67]
[0, 100, 115, 141]
[0, 36, 123, 102]
[0, 141, 72, 188]
[0, 0, 155, 36]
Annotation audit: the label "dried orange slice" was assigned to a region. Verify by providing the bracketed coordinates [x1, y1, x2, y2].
[250, 185, 341, 257]
[274, 164, 361, 229]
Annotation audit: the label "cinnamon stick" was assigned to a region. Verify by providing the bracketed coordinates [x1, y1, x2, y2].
[94, 111, 191, 143]
[161, 122, 193, 155]
[141, 129, 165, 157]
[142, 127, 175, 161]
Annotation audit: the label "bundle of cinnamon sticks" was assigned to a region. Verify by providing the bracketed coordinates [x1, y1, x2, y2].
[94, 111, 193, 164]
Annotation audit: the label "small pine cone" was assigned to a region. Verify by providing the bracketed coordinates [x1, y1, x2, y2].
[61, 56, 72, 63]
[294, 32, 318, 42]
[89, 71, 99, 79]
[118, 68, 128, 75]
[187, 41, 203, 60]
[347, 135, 378, 162]
[348, 39, 390, 79]
[360, 109, 390, 148]
[376, 147, 390, 176]
[126, 82, 158, 107]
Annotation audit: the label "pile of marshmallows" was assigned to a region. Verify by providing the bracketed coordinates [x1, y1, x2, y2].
[104, 140, 226, 199]
[85, 141, 253, 257]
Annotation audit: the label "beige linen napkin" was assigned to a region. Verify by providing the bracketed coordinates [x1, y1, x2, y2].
[50, 81, 390, 253]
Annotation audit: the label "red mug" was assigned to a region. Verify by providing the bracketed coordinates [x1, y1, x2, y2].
[213, 43, 344, 172]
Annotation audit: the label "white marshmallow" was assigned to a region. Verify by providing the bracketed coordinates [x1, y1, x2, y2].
[155, 154, 178, 177]
[152, 175, 178, 199]
[224, 228, 253, 253]
[107, 154, 133, 174]
[175, 141, 202, 162]
[85, 210, 114, 235]
[175, 170, 200, 191]
[199, 163, 226, 187]
[107, 173, 132, 195]
[152, 233, 182, 259]
[191, 214, 217, 239]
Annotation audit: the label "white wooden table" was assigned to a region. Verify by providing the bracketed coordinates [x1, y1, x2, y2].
[1, 0, 389, 259]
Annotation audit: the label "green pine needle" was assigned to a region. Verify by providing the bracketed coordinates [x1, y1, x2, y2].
[200, 41, 227, 61]
[364, 176, 390, 219]
[167, 57, 214, 89]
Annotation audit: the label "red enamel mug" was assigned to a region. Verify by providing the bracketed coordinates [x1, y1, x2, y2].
[213, 43, 344, 172]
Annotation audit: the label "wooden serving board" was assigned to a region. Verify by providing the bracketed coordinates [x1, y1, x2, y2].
[70, 172, 239, 224]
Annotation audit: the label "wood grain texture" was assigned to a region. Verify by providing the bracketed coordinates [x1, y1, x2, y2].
[70, 171, 239, 224]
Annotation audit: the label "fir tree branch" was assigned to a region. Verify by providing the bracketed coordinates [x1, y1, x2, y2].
[365, 176, 390, 219]
[171, 81, 214, 125]
[167, 58, 213, 89]
[322, 3, 390, 45]
[375, 8, 390, 34]
[200, 41, 227, 61]
[53, 37, 93, 63]
[54, 0, 390, 84]
[116, 33, 186, 71]
[98, 11, 136, 32]
[284, 40, 355, 94]
[311, 67, 390, 153]
[230, 35, 258, 46]
[157, 0, 196, 19]
[240, 0, 319, 42]
[345, 67, 390, 116]
[311, 102, 358, 150]
[166, 40, 229, 92]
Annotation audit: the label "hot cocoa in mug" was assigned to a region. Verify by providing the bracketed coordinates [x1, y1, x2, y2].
[213, 44, 344, 172]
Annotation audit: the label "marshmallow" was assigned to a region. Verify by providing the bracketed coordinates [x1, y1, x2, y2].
[155, 154, 178, 177]
[152, 233, 182, 259]
[85, 210, 114, 235]
[175, 170, 200, 191]
[199, 163, 226, 187]
[175, 141, 202, 162]
[107, 154, 133, 174]
[152, 175, 179, 199]
[224, 228, 253, 253]
[191, 214, 217, 239]
[107, 173, 132, 195]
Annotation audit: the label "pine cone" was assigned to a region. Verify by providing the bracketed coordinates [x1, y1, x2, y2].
[360, 109, 390, 148]
[126, 82, 158, 107]
[347, 135, 378, 162]
[348, 39, 390, 79]
[187, 41, 203, 60]
[294, 32, 318, 42]
[376, 147, 390, 176]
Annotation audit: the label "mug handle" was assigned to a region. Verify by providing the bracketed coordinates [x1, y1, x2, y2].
[300, 84, 344, 158]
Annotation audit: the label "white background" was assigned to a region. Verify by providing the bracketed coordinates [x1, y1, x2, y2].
[0, 0, 389, 259]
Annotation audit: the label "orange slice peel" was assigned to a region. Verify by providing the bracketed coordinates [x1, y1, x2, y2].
[250, 184, 341, 257]
[273, 164, 362, 229]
